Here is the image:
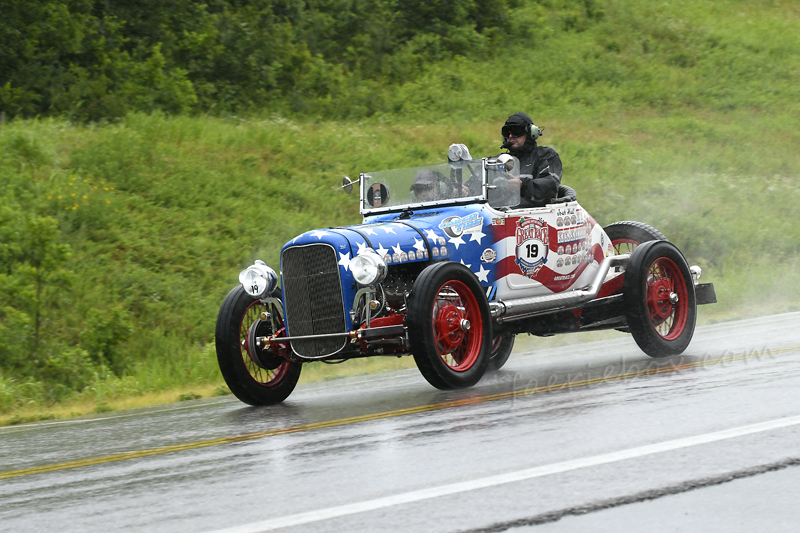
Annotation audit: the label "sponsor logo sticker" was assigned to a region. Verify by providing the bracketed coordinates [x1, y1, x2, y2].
[439, 212, 483, 237]
[481, 249, 497, 263]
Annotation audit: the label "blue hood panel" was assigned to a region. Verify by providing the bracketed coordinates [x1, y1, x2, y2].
[283, 205, 495, 278]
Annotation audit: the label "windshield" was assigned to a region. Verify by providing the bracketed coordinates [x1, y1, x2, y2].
[359, 156, 521, 213]
[360, 160, 484, 213]
[485, 154, 521, 209]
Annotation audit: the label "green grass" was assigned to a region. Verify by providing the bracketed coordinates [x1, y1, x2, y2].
[1, 0, 800, 422]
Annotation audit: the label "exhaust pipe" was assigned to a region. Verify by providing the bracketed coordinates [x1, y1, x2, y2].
[489, 254, 630, 322]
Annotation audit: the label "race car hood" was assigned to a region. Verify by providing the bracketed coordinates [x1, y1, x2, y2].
[283, 220, 439, 268]
[283, 205, 495, 269]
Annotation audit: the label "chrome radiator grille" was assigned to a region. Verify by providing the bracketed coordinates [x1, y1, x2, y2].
[281, 244, 347, 357]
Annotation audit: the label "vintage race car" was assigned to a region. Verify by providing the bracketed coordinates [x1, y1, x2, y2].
[215, 146, 717, 405]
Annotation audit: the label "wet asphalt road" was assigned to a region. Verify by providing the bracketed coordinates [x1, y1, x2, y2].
[2, 312, 800, 533]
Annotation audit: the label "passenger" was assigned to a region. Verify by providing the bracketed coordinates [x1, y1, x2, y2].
[410, 169, 452, 202]
[500, 112, 563, 208]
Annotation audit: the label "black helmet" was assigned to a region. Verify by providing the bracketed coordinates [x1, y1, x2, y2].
[410, 170, 451, 199]
[501, 112, 543, 146]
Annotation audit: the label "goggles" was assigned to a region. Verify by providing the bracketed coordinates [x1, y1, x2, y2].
[502, 125, 528, 138]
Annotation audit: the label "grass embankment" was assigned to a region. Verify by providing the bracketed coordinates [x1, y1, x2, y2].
[2, 0, 800, 424]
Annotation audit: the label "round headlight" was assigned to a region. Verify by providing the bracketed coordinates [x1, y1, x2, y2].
[351, 251, 388, 286]
[239, 260, 277, 298]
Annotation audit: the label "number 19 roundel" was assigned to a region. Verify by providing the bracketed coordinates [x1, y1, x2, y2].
[515, 217, 549, 278]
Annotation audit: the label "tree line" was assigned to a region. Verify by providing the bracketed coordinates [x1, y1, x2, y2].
[1, 0, 515, 121]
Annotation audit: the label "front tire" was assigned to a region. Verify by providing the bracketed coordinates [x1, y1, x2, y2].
[623, 241, 696, 357]
[407, 263, 491, 390]
[215, 286, 301, 405]
[487, 333, 515, 373]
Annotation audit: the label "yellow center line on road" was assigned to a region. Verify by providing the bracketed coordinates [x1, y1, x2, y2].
[2, 344, 798, 481]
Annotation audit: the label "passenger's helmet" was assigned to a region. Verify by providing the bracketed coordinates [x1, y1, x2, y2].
[410, 169, 451, 200]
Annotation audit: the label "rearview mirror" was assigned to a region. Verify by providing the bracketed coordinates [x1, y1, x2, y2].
[342, 176, 356, 194]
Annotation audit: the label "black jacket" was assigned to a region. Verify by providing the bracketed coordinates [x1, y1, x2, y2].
[510, 144, 563, 208]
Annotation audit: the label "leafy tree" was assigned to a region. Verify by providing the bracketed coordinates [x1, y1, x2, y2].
[79, 307, 133, 373]
[0, 0, 517, 119]
[0, 0, 197, 119]
[0, 216, 73, 360]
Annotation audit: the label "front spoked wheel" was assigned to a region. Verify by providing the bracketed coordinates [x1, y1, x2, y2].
[623, 241, 696, 357]
[407, 263, 491, 390]
[215, 286, 302, 405]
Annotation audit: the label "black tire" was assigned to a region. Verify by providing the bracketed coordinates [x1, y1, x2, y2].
[407, 262, 491, 390]
[603, 221, 666, 255]
[487, 333, 515, 373]
[604, 221, 667, 332]
[623, 241, 697, 358]
[215, 285, 302, 405]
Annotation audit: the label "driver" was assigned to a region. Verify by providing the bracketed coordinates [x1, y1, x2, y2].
[500, 112, 563, 208]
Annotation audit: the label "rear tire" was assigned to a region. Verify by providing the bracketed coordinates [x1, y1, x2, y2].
[215, 286, 301, 405]
[603, 221, 666, 255]
[604, 221, 667, 332]
[623, 241, 696, 357]
[407, 262, 491, 390]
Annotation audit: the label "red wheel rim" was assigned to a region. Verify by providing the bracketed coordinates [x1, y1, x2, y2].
[430, 280, 483, 371]
[240, 300, 291, 387]
[613, 238, 641, 255]
[645, 257, 688, 340]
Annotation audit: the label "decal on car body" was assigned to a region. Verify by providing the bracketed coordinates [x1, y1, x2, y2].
[515, 217, 549, 278]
